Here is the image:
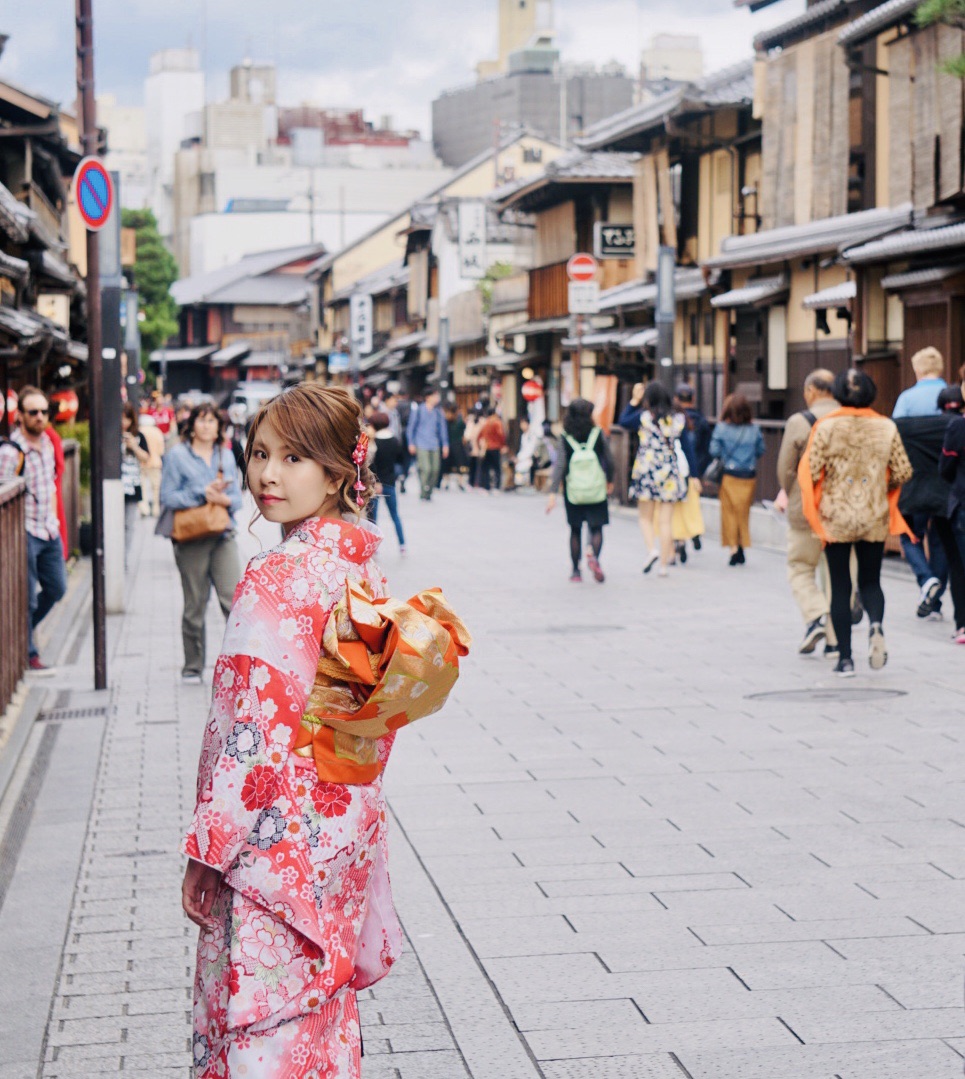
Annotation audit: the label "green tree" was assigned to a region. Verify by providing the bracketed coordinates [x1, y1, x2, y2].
[121, 208, 180, 363]
[916, 0, 965, 77]
[477, 261, 517, 316]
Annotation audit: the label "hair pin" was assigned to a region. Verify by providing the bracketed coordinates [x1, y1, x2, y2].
[352, 431, 369, 507]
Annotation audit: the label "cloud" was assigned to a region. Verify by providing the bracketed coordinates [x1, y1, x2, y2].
[3, 0, 806, 135]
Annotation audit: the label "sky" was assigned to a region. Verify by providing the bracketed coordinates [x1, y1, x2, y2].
[2, 0, 806, 136]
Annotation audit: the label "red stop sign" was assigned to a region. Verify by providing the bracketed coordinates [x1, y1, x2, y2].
[567, 253, 597, 282]
[522, 378, 544, 402]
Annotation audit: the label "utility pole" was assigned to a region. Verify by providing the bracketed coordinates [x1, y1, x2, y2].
[76, 0, 107, 690]
[655, 245, 676, 391]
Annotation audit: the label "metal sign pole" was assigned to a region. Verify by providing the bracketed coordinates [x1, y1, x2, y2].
[76, 0, 107, 690]
[655, 245, 676, 392]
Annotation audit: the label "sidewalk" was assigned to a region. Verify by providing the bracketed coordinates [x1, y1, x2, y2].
[1, 489, 963, 1078]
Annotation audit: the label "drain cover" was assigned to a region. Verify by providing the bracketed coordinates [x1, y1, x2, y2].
[746, 688, 906, 703]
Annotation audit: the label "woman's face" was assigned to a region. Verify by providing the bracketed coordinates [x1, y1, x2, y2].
[192, 411, 219, 444]
[247, 421, 341, 528]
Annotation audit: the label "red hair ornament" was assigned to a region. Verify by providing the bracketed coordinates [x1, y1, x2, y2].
[352, 431, 370, 507]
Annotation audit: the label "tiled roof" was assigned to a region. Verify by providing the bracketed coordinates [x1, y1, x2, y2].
[711, 274, 788, 308]
[620, 327, 659, 350]
[881, 264, 965, 290]
[207, 274, 310, 307]
[754, 0, 855, 53]
[491, 150, 639, 208]
[597, 267, 709, 312]
[838, 0, 919, 46]
[330, 260, 408, 303]
[171, 244, 326, 306]
[704, 204, 914, 269]
[578, 60, 754, 151]
[802, 280, 856, 309]
[842, 220, 965, 263]
[561, 329, 632, 348]
[0, 180, 30, 244]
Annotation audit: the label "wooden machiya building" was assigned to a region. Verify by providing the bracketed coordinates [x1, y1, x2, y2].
[490, 149, 640, 423]
[575, 60, 759, 420]
[708, 0, 965, 417]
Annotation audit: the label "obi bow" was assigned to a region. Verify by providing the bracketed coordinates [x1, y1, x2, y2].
[293, 584, 471, 784]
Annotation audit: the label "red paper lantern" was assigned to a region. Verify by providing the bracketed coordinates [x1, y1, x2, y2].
[49, 389, 80, 424]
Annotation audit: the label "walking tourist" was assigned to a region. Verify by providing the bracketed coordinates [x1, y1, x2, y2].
[776, 369, 839, 655]
[709, 393, 765, 565]
[464, 402, 485, 487]
[180, 383, 470, 1078]
[121, 401, 149, 570]
[368, 410, 407, 552]
[802, 368, 913, 677]
[406, 388, 449, 500]
[672, 383, 710, 559]
[628, 382, 688, 577]
[442, 403, 468, 491]
[138, 412, 165, 516]
[892, 347, 949, 618]
[545, 397, 613, 582]
[477, 407, 507, 492]
[158, 403, 243, 684]
[0, 385, 67, 673]
[897, 385, 965, 638]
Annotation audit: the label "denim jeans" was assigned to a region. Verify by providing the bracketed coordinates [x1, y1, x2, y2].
[901, 514, 947, 598]
[27, 533, 68, 659]
[371, 484, 405, 546]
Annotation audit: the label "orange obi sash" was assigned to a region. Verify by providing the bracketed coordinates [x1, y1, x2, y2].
[294, 584, 471, 785]
[797, 407, 912, 545]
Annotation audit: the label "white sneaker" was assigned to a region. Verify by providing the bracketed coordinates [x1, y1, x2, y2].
[868, 623, 888, 670]
[642, 549, 659, 575]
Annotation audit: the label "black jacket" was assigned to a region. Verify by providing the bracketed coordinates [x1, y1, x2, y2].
[896, 414, 955, 517]
[939, 414, 965, 517]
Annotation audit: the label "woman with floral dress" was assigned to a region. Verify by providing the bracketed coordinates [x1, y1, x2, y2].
[629, 382, 688, 577]
[181, 383, 468, 1079]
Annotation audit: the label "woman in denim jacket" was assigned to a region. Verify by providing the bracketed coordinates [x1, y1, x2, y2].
[709, 393, 765, 565]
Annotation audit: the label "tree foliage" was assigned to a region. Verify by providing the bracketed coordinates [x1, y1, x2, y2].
[916, 0, 965, 78]
[121, 208, 180, 361]
[477, 261, 518, 316]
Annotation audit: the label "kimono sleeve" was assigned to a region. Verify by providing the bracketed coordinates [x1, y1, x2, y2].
[181, 548, 332, 873]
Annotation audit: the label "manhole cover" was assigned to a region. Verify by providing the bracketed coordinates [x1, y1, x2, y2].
[746, 688, 907, 703]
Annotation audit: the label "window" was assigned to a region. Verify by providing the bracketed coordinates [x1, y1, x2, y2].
[689, 313, 699, 347]
[523, 146, 543, 164]
[703, 311, 714, 347]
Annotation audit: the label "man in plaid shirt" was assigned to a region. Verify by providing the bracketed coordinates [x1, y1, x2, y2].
[0, 385, 67, 673]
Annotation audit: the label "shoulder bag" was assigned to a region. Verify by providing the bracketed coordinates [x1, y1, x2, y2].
[702, 425, 749, 487]
[171, 451, 232, 543]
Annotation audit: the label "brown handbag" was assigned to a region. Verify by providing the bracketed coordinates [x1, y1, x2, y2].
[171, 455, 232, 543]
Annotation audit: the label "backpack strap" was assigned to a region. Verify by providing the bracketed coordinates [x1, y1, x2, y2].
[802, 409, 817, 427]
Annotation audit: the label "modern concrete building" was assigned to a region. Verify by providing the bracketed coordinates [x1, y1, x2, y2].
[640, 33, 704, 91]
[476, 0, 555, 79]
[144, 49, 205, 241]
[98, 95, 149, 209]
[432, 48, 633, 168]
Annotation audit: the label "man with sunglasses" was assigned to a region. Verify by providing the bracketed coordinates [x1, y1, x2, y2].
[0, 385, 67, 673]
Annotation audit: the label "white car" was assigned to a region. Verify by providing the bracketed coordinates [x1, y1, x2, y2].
[230, 381, 282, 421]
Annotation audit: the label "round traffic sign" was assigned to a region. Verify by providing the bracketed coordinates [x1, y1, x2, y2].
[73, 157, 114, 231]
[521, 378, 544, 402]
[566, 253, 597, 282]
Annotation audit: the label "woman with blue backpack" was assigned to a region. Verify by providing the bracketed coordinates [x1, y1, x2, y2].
[545, 398, 613, 582]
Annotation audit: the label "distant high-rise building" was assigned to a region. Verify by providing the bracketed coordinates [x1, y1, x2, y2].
[145, 49, 205, 240]
[640, 33, 704, 98]
[477, 0, 555, 80]
[434, 44, 632, 168]
[98, 94, 149, 209]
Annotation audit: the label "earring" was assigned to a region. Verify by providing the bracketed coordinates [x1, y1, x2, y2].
[352, 431, 369, 507]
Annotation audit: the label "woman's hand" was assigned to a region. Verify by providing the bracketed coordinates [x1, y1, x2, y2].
[546, 493, 557, 514]
[205, 479, 231, 506]
[182, 858, 222, 929]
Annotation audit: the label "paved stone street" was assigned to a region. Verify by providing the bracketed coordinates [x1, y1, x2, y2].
[1, 489, 964, 1078]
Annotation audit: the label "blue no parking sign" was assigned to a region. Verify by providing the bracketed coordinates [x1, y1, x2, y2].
[73, 156, 114, 231]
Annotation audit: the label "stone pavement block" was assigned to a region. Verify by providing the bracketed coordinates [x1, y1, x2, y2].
[539, 1054, 690, 1079]
[690, 915, 927, 946]
[511, 997, 645, 1031]
[677, 1037, 962, 1079]
[789, 1006, 964, 1044]
[362, 1050, 468, 1078]
[880, 978, 962, 1009]
[53, 988, 188, 1019]
[527, 1015, 795, 1060]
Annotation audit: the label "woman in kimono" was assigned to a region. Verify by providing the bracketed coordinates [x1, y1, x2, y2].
[181, 384, 468, 1078]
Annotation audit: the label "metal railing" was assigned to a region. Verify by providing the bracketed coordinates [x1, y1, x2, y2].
[62, 438, 81, 556]
[0, 479, 28, 715]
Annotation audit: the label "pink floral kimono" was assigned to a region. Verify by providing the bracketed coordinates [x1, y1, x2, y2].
[182, 517, 404, 1078]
